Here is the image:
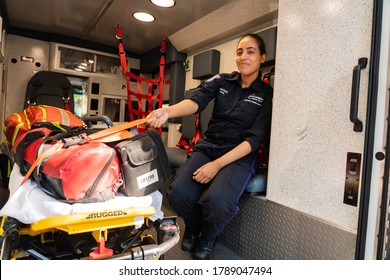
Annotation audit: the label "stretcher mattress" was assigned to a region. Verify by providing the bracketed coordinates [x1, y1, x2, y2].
[0, 164, 164, 224]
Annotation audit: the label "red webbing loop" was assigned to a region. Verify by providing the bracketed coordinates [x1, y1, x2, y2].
[63, 98, 71, 111]
[115, 24, 123, 39]
[160, 39, 166, 53]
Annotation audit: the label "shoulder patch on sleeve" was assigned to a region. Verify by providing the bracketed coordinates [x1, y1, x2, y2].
[206, 74, 221, 83]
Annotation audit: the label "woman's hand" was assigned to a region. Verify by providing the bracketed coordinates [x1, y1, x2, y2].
[146, 99, 199, 128]
[146, 108, 168, 128]
[192, 141, 252, 184]
[192, 161, 222, 184]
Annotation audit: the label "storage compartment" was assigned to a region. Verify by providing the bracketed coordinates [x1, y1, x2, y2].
[192, 49, 220, 80]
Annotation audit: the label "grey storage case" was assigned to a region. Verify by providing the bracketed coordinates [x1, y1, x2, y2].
[115, 129, 171, 197]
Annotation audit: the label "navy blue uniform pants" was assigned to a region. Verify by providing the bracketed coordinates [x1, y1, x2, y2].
[167, 140, 257, 240]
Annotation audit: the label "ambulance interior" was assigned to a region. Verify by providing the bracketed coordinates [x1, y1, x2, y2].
[0, 0, 389, 260]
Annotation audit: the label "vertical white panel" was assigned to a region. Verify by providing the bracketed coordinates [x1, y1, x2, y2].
[268, 0, 373, 229]
[3, 35, 50, 119]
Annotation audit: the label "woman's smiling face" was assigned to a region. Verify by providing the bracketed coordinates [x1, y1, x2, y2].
[236, 36, 266, 79]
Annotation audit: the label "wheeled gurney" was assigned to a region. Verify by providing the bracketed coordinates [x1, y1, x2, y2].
[0, 165, 179, 260]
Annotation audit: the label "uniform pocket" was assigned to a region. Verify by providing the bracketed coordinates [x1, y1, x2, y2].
[235, 101, 262, 127]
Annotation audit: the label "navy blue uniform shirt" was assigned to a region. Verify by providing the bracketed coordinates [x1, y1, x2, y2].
[188, 71, 273, 153]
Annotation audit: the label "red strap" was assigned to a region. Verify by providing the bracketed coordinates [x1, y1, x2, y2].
[116, 25, 128, 75]
[192, 116, 201, 145]
[20, 141, 64, 186]
[88, 118, 148, 141]
[176, 114, 201, 152]
[63, 99, 71, 111]
[160, 39, 166, 53]
[90, 130, 134, 143]
[176, 136, 193, 152]
[115, 25, 122, 39]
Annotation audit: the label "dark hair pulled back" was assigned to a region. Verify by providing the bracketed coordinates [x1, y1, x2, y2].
[238, 33, 266, 55]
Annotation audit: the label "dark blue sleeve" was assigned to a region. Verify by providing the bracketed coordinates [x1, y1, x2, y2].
[244, 88, 273, 152]
[186, 74, 224, 113]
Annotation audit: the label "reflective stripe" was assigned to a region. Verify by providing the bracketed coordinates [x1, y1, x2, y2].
[12, 122, 25, 145]
[37, 105, 47, 122]
[39, 105, 71, 126]
[12, 114, 25, 145]
[51, 122, 67, 132]
[24, 110, 31, 129]
[60, 110, 71, 126]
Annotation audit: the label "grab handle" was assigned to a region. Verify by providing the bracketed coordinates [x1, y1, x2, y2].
[350, 57, 368, 132]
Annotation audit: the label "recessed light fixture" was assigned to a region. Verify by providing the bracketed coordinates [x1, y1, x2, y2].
[133, 11, 155, 22]
[150, 0, 175, 8]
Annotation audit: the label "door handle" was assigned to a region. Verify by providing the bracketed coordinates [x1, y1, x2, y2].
[350, 57, 368, 132]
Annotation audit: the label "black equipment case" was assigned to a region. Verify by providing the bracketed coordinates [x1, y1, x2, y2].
[115, 129, 171, 197]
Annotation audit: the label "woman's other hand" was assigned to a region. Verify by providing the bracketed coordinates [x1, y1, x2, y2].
[192, 161, 222, 184]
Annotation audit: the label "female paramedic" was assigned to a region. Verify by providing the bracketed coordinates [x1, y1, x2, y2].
[147, 33, 273, 260]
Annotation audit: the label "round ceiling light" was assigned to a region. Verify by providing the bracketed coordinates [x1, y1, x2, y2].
[150, 0, 175, 8]
[133, 12, 155, 22]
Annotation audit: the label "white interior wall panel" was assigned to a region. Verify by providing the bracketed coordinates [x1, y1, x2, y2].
[3, 35, 50, 121]
[267, 0, 373, 230]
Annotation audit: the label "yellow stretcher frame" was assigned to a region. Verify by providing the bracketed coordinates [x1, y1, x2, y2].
[2, 206, 155, 243]
[0, 205, 182, 260]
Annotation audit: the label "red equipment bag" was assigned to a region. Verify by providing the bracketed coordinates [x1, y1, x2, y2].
[17, 119, 148, 203]
[38, 139, 122, 203]
[15, 128, 122, 203]
[3, 105, 85, 145]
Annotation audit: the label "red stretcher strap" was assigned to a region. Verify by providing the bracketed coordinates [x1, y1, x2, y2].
[88, 118, 148, 141]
